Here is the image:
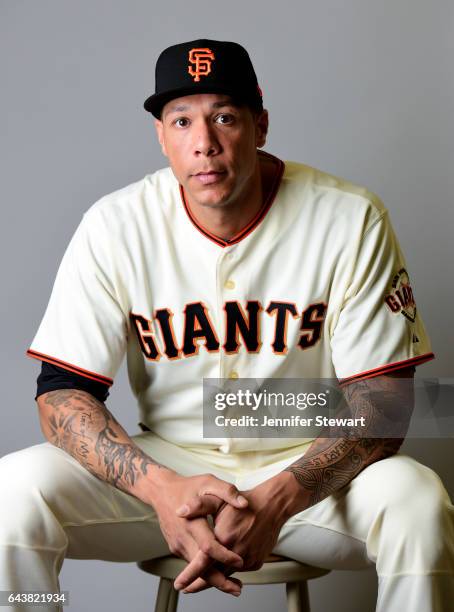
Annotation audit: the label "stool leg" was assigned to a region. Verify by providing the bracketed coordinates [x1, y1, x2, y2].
[286, 580, 310, 612]
[154, 578, 180, 612]
[167, 585, 179, 612]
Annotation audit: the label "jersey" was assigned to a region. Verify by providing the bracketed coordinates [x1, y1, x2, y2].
[27, 151, 434, 453]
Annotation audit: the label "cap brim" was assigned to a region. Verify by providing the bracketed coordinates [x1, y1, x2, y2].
[144, 84, 256, 118]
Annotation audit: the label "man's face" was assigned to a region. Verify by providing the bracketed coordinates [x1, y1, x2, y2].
[155, 93, 268, 210]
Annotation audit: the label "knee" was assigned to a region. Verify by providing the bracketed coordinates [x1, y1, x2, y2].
[366, 455, 454, 571]
[371, 455, 452, 532]
[0, 442, 57, 491]
[0, 443, 66, 538]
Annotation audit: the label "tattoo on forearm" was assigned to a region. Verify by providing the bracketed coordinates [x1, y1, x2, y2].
[284, 371, 414, 507]
[42, 389, 163, 494]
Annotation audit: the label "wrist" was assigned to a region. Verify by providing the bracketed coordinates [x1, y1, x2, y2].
[135, 463, 179, 506]
[257, 470, 311, 522]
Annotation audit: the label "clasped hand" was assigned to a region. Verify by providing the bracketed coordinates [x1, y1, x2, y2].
[152, 470, 292, 597]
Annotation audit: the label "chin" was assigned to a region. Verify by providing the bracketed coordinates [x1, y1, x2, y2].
[189, 186, 234, 209]
[200, 195, 235, 209]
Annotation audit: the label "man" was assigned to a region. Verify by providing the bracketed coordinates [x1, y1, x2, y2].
[1, 39, 453, 611]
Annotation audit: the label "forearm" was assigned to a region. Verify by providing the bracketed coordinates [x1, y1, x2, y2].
[37, 389, 173, 504]
[277, 369, 415, 516]
[281, 434, 400, 513]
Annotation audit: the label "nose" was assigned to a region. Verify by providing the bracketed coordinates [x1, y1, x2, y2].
[193, 118, 220, 157]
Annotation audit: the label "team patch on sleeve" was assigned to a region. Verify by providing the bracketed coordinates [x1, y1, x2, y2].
[384, 267, 416, 322]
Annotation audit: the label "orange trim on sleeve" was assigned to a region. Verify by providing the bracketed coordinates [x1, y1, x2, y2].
[26, 349, 113, 387]
[339, 352, 435, 386]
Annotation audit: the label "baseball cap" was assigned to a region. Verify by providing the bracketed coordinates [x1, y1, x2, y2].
[143, 39, 263, 119]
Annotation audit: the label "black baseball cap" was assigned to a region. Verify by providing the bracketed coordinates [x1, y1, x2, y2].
[144, 39, 263, 119]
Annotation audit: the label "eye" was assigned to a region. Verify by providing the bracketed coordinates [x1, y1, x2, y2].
[215, 113, 235, 125]
[173, 117, 190, 128]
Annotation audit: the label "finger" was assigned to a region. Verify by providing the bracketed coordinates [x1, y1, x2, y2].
[176, 481, 248, 518]
[189, 516, 244, 569]
[184, 573, 242, 595]
[174, 546, 242, 592]
[174, 549, 212, 590]
[179, 564, 242, 595]
[174, 549, 218, 590]
[176, 549, 241, 596]
[176, 493, 223, 518]
[181, 576, 210, 594]
[184, 562, 241, 594]
[198, 482, 248, 510]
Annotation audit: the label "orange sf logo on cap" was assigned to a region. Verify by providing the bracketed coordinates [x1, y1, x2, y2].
[188, 48, 215, 82]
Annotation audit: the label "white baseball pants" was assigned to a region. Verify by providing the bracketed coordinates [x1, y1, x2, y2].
[0, 431, 453, 611]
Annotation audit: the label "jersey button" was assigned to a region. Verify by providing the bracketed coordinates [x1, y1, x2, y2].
[229, 370, 239, 380]
[224, 279, 236, 290]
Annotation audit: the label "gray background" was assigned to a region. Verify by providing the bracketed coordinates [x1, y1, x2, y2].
[1, 1, 453, 610]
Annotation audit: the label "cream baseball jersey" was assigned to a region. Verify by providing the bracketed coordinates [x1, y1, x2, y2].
[27, 151, 434, 453]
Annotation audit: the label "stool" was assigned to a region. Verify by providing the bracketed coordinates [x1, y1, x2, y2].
[137, 553, 330, 612]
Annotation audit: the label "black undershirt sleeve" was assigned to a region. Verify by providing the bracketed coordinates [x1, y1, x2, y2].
[35, 361, 110, 403]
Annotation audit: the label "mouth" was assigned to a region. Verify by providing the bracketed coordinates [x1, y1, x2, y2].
[191, 170, 227, 185]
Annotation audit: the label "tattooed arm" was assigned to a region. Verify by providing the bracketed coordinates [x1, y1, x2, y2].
[36, 388, 253, 595]
[278, 366, 416, 516]
[168, 366, 417, 593]
[36, 388, 173, 501]
[168, 367, 416, 592]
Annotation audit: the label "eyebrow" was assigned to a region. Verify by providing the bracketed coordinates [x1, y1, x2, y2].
[164, 99, 237, 117]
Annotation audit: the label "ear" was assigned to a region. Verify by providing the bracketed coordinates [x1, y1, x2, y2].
[154, 119, 168, 157]
[255, 109, 269, 148]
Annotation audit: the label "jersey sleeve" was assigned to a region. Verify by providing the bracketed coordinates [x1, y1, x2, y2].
[35, 362, 110, 402]
[27, 208, 127, 389]
[330, 209, 434, 385]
